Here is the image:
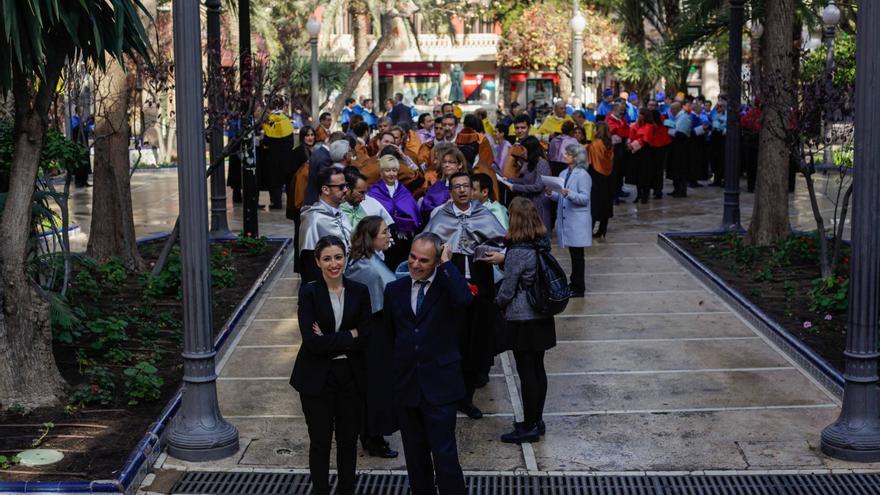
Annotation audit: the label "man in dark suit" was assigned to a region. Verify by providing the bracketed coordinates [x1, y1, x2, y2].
[388, 92, 413, 127]
[305, 131, 347, 206]
[383, 232, 472, 495]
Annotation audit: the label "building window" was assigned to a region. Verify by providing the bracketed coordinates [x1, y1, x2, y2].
[470, 17, 495, 34]
[687, 64, 703, 84]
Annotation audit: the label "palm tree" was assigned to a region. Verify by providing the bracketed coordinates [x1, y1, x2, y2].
[0, 0, 150, 410]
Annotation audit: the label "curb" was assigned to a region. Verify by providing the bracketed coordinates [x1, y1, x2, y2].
[657, 232, 844, 399]
[0, 234, 292, 494]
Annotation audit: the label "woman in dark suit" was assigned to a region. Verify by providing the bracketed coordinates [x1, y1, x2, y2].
[290, 235, 372, 495]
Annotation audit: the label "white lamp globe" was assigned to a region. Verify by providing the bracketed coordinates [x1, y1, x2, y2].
[306, 16, 321, 37]
[823, 2, 841, 27]
[570, 12, 587, 34]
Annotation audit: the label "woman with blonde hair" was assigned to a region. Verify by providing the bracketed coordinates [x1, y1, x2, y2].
[496, 197, 556, 444]
[419, 145, 467, 222]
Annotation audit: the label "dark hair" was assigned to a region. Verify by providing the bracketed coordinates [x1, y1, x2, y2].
[417, 113, 432, 129]
[394, 93, 404, 102]
[594, 121, 612, 148]
[561, 120, 576, 136]
[463, 114, 484, 133]
[519, 135, 544, 172]
[352, 121, 370, 138]
[345, 97, 357, 105]
[472, 173, 495, 201]
[510, 101, 521, 110]
[299, 125, 315, 142]
[376, 130, 394, 143]
[513, 114, 531, 126]
[447, 171, 471, 188]
[343, 166, 367, 190]
[442, 113, 458, 124]
[314, 235, 346, 259]
[349, 216, 385, 261]
[363, 98, 373, 106]
[317, 166, 343, 189]
[442, 103, 454, 113]
[638, 108, 655, 125]
[328, 131, 347, 143]
[572, 110, 585, 119]
[319, 112, 332, 121]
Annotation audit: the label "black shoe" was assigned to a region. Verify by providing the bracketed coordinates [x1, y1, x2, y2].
[459, 402, 483, 419]
[475, 373, 490, 389]
[268, 204, 283, 210]
[569, 291, 585, 298]
[640, 197, 648, 204]
[669, 191, 687, 198]
[515, 420, 546, 436]
[653, 193, 663, 199]
[501, 423, 540, 444]
[366, 441, 399, 459]
[688, 181, 703, 188]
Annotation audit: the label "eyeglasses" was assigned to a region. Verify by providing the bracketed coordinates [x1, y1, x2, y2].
[450, 183, 471, 191]
[325, 183, 349, 190]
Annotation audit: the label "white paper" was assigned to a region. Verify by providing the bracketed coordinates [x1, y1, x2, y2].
[541, 175, 565, 192]
[693, 125, 705, 136]
[498, 176, 514, 189]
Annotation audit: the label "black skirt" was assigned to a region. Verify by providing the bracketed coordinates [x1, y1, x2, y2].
[497, 317, 556, 353]
[588, 167, 614, 222]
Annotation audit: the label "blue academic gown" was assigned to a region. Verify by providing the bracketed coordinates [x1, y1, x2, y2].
[597, 100, 614, 118]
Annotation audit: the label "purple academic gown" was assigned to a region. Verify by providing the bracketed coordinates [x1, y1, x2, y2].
[366, 182, 421, 234]
[419, 179, 450, 223]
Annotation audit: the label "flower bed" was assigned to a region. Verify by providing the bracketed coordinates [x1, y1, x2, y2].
[0, 235, 286, 483]
[673, 233, 849, 373]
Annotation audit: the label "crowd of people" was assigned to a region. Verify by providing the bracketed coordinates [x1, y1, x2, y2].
[251, 88, 762, 495]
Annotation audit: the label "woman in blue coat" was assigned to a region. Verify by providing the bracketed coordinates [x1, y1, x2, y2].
[547, 144, 592, 297]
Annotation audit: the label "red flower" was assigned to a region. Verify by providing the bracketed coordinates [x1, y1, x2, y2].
[468, 283, 479, 296]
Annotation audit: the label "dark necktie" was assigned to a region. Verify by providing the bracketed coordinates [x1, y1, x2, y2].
[415, 281, 427, 314]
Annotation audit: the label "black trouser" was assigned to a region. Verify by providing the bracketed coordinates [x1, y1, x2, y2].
[612, 143, 627, 194]
[399, 400, 466, 495]
[512, 350, 548, 425]
[299, 360, 361, 495]
[268, 186, 283, 208]
[569, 247, 585, 294]
[652, 145, 669, 197]
[593, 219, 608, 237]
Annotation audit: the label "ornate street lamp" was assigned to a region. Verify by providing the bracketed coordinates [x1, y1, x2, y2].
[822, 0, 841, 166]
[306, 16, 321, 125]
[720, 0, 745, 232]
[206, 0, 230, 238]
[166, 0, 239, 461]
[821, 0, 880, 462]
[570, 5, 587, 102]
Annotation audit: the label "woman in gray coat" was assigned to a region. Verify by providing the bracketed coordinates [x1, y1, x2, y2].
[495, 197, 556, 444]
[547, 144, 592, 297]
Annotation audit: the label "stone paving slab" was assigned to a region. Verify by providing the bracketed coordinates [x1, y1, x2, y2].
[562, 291, 727, 315]
[560, 257, 685, 274]
[542, 339, 790, 374]
[239, 319, 300, 346]
[531, 407, 841, 471]
[540, 369, 833, 413]
[554, 313, 754, 341]
[584, 273, 702, 292]
[222, 346, 298, 377]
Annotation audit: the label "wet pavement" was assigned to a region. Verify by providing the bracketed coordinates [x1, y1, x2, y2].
[111, 170, 878, 485]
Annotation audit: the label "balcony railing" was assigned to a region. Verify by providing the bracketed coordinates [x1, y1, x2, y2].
[325, 33, 498, 62]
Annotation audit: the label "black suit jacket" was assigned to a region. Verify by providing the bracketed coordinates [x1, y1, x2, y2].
[389, 102, 412, 126]
[383, 262, 473, 408]
[305, 145, 332, 206]
[290, 277, 372, 396]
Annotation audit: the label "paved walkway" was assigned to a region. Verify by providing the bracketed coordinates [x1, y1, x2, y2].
[66, 170, 876, 482]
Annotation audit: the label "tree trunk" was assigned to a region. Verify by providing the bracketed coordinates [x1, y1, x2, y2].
[350, 0, 370, 66]
[745, 0, 795, 246]
[87, 61, 146, 271]
[330, 14, 396, 124]
[0, 62, 67, 411]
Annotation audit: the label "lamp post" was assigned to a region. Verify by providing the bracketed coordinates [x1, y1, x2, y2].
[822, 1, 841, 167]
[166, 0, 239, 461]
[821, 0, 880, 462]
[720, 0, 745, 232]
[206, 0, 230, 238]
[570, 4, 586, 102]
[307, 16, 321, 125]
[239, 0, 259, 237]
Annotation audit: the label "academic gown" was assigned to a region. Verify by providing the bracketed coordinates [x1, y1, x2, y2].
[258, 113, 295, 192]
[425, 201, 507, 382]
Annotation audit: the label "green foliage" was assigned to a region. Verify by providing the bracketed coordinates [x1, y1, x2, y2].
[142, 248, 182, 300]
[85, 317, 129, 352]
[229, 234, 269, 256]
[270, 52, 351, 102]
[123, 362, 164, 405]
[833, 145, 854, 169]
[97, 258, 128, 288]
[0, 118, 87, 184]
[809, 275, 849, 314]
[70, 269, 101, 300]
[0, 454, 21, 470]
[69, 366, 116, 406]
[801, 32, 857, 90]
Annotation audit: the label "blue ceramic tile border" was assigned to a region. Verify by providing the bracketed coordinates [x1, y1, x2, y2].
[658, 231, 844, 397]
[0, 233, 292, 494]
